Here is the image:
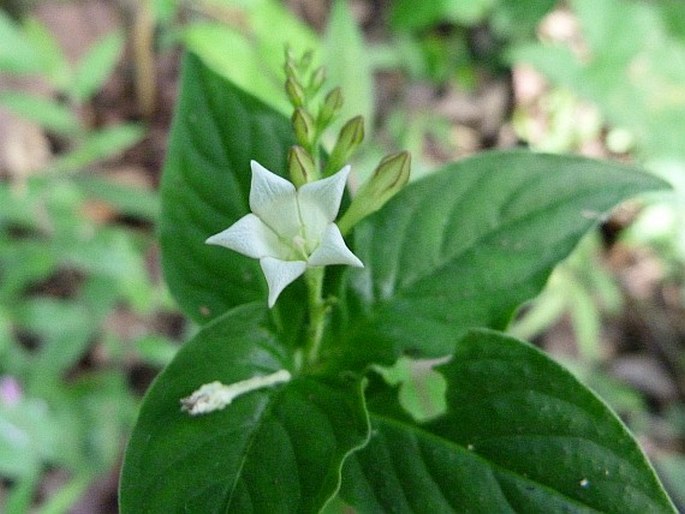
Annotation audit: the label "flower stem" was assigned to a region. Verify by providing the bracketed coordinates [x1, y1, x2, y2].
[304, 266, 326, 366]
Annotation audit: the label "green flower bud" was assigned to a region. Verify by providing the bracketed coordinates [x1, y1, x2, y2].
[285, 77, 305, 107]
[300, 50, 314, 71]
[288, 145, 316, 187]
[284, 59, 298, 80]
[291, 108, 315, 148]
[308, 66, 326, 95]
[284, 45, 296, 63]
[317, 87, 344, 129]
[324, 115, 364, 176]
[338, 151, 411, 235]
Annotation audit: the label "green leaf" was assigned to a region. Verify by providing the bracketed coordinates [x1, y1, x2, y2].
[341, 330, 676, 513]
[59, 372, 138, 471]
[657, 454, 685, 509]
[133, 335, 179, 368]
[22, 17, 70, 90]
[490, 0, 557, 40]
[35, 473, 91, 514]
[446, 0, 497, 26]
[120, 303, 369, 513]
[510, 0, 685, 160]
[182, 23, 291, 116]
[337, 151, 669, 364]
[73, 175, 160, 221]
[159, 53, 298, 323]
[324, 0, 374, 131]
[662, 0, 685, 43]
[390, 0, 448, 31]
[0, 394, 61, 479]
[59, 227, 153, 312]
[246, 0, 320, 83]
[0, 10, 44, 74]
[152, 0, 179, 25]
[15, 298, 92, 384]
[70, 31, 124, 103]
[372, 357, 447, 422]
[182, 0, 318, 116]
[0, 242, 58, 303]
[0, 92, 80, 135]
[48, 123, 145, 173]
[571, 0, 650, 67]
[390, 0, 494, 31]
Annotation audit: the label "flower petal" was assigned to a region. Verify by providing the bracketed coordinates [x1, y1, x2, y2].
[206, 214, 286, 259]
[250, 161, 301, 239]
[259, 257, 307, 307]
[308, 223, 363, 268]
[249, 160, 296, 208]
[298, 165, 350, 224]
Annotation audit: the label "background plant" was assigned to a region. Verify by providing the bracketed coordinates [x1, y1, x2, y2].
[0, 4, 179, 512]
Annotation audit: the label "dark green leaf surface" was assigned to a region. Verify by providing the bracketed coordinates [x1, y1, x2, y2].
[160, 53, 296, 323]
[341, 330, 676, 513]
[120, 304, 369, 513]
[339, 151, 668, 363]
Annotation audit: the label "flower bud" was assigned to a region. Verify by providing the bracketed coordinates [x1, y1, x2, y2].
[291, 108, 315, 148]
[338, 151, 411, 235]
[288, 145, 315, 187]
[308, 66, 326, 95]
[300, 50, 314, 70]
[284, 45, 296, 65]
[368, 151, 411, 201]
[284, 59, 298, 80]
[285, 77, 305, 107]
[324, 116, 364, 176]
[317, 87, 343, 129]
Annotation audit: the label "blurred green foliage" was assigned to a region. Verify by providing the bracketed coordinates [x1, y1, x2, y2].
[0, 10, 145, 172]
[385, 0, 557, 84]
[512, 0, 685, 161]
[0, 172, 178, 511]
[0, 6, 176, 511]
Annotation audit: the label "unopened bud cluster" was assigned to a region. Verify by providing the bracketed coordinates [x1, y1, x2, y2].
[284, 48, 340, 162]
[284, 48, 410, 233]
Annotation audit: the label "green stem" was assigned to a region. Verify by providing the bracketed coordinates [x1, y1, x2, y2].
[304, 266, 326, 366]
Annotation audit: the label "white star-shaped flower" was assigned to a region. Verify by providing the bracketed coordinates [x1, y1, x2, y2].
[206, 161, 363, 307]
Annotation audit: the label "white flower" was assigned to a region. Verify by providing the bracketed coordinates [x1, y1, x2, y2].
[206, 160, 363, 307]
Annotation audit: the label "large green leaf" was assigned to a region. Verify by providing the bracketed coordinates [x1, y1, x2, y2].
[341, 330, 676, 513]
[182, 23, 291, 116]
[324, 0, 374, 132]
[120, 303, 369, 513]
[159, 53, 298, 323]
[182, 0, 319, 116]
[336, 151, 668, 364]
